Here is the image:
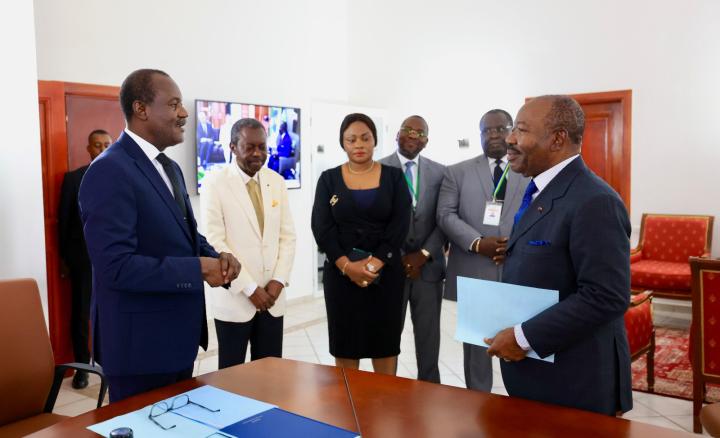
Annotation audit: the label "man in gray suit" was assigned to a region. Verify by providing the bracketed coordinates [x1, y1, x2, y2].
[380, 115, 447, 383]
[437, 109, 529, 391]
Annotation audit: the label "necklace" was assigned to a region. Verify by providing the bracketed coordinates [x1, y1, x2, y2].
[346, 160, 375, 175]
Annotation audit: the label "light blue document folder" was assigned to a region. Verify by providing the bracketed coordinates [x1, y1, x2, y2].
[455, 276, 559, 363]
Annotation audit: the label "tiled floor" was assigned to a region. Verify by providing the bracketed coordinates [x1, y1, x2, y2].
[55, 296, 706, 435]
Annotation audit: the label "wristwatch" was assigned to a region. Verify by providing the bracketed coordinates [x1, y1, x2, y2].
[420, 248, 431, 259]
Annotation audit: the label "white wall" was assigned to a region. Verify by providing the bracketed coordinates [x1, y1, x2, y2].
[30, 0, 720, 311]
[0, 3, 47, 312]
[346, 0, 720, 254]
[33, 0, 351, 300]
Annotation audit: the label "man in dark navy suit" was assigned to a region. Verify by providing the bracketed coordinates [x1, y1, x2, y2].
[79, 69, 241, 402]
[58, 129, 112, 389]
[484, 95, 632, 415]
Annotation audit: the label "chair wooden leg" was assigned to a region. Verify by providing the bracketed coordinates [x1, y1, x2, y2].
[695, 379, 704, 433]
[647, 331, 655, 392]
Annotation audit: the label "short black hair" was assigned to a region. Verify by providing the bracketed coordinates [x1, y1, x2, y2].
[119, 69, 170, 121]
[479, 109, 513, 128]
[230, 118, 266, 145]
[87, 129, 110, 143]
[339, 113, 377, 149]
[541, 95, 585, 145]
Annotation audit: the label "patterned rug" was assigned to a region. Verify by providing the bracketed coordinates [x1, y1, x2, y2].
[632, 326, 720, 401]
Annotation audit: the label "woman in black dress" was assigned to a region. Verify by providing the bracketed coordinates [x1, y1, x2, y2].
[311, 113, 411, 375]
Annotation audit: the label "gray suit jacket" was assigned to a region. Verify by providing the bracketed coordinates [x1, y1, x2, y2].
[437, 155, 530, 299]
[380, 152, 447, 282]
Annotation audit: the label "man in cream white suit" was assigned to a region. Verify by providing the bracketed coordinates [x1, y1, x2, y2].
[201, 118, 296, 368]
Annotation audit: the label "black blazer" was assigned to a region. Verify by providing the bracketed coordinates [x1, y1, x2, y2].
[501, 157, 632, 415]
[58, 164, 90, 269]
[311, 164, 411, 265]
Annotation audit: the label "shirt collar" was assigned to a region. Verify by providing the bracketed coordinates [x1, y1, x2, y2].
[125, 128, 162, 162]
[532, 154, 580, 194]
[486, 154, 508, 168]
[233, 162, 260, 184]
[396, 150, 419, 168]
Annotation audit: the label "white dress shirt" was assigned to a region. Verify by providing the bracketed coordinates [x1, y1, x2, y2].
[514, 154, 580, 352]
[487, 155, 508, 177]
[233, 164, 285, 298]
[124, 128, 174, 197]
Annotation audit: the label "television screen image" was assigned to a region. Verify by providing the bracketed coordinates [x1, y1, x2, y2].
[195, 99, 301, 192]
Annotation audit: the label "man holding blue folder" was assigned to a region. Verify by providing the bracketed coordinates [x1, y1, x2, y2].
[484, 95, 632, 415]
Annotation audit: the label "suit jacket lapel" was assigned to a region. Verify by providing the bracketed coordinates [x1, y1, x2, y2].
[474, 156, 495, 202]
[507, 157, 585, 250]
[121, 134, 193, 243]
[227, 166, 263, 238]
[259, 169, 273, 239]
[416, 155, 428, 210]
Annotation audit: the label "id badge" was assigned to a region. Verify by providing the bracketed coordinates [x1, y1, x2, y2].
[483, 201, 503, 226]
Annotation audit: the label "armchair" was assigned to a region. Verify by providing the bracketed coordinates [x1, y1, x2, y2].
[630, 213, 713, 300]
[691, 257, 720, 433]
[0, 279, 107, 436]
[624, 291, 655, 392]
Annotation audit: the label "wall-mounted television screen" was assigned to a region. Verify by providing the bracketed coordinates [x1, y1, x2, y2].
[195, 99, 301, 192]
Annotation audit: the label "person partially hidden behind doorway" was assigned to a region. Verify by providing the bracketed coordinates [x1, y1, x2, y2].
[58, 129, 112, 389]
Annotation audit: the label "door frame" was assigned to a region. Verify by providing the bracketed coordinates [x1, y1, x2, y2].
[38, 81, 120, 363]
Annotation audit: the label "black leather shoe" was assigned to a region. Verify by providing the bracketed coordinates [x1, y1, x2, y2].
[71, 370, 89, 389]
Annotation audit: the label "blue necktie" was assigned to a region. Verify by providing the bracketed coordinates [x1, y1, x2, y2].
[404, 161, 415, 199]
[513, 180, 538, 225]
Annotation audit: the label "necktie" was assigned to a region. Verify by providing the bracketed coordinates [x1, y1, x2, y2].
[247, 179, 264, 234]
[513, 180, 538, 225]
[156, 153, 188, 220]
[404, 161, 416, 201]
[493, 159, 506, 201]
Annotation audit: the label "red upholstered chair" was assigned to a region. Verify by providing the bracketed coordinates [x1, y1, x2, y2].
[691, 257, 720, 433]
[631, 214, 714, 300]
[624, 291, 655, 391]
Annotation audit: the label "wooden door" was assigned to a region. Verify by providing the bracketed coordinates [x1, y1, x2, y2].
[38, 81, 122, 364]
[572, 90, 632, 210]
[526, 90, 632, 211]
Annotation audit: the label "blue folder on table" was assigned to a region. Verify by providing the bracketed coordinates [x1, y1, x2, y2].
[220, 408, 359, 438]
[455, 276, 559, 363]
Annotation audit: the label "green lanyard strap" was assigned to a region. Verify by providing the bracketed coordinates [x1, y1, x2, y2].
[492, 164, 510, 201]
[403, 162, 421, 202]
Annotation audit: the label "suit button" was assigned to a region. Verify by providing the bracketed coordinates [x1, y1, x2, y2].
[387, 252, 393, 258]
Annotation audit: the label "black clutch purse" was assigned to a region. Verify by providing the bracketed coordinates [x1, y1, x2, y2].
[348, 248, 381, 284]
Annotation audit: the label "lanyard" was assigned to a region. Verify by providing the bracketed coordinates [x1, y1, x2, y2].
[403, 162, 420, 202]
[492, 164, 510, 202]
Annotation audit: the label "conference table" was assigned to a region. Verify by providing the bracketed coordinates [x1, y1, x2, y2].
[29, 357, 692, 437]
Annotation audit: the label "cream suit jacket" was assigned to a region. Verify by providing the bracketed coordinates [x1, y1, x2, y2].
[201, 165, 296, 322]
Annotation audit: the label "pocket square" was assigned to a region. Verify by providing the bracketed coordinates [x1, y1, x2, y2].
[528, 240, 551, 246]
